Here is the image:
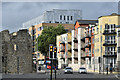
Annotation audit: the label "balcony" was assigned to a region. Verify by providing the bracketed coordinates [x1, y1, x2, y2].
[68, 41, 72, 45]
[73, 38, 78, 43]
[60, 49, 65, 52]
[103, 42, 117, 46]
[68, 48, 72, 52]
[60, 41, 65, 44]
[85, 43, 91, 48]
[81, 47, 85, 51]
[85, 33, 91, 38]
[73, 48, 78, 52]
[103, 52, 117, 57]
[74, 53, 78, 58]
[81, 37, 85, 42]
[89, 41, 91, 46]
[103, 30, 116, 35]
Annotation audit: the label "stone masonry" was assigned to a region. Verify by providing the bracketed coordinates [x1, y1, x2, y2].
[0, 29, 33, 74]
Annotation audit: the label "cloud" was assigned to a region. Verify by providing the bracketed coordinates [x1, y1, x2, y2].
[2, 2, 118, 33]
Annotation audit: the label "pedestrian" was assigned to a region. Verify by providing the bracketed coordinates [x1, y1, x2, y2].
[38, 66, 41, 71]
[110, 67, 112, 73]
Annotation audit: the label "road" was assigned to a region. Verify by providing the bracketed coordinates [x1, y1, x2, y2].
[1, 70, 120, 80]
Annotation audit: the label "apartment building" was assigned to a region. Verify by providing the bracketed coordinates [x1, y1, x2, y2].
[69, 20, 97, 71]
[116, 25, 120, 72]
[57, 33, 72, 69]
[29, 23, 74, 70]
[94, 13, 120, 73]
[23, 9, 82, 29]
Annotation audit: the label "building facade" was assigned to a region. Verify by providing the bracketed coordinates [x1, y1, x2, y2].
[57, 33, 72, 69]
[23, 9, 82, 29]
[29, 23, 74, 71]
[0, 29, 33, 74]
[69, 20, 97, 71]
[116, 25, 120, 72]
[94, 13, 120, 73]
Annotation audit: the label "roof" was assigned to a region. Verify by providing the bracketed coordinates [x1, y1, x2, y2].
[99, 13, 120, 18]
[76, 20, 98, 25]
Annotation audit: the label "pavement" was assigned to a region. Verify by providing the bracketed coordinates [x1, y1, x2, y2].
[1, 69, 120, 80]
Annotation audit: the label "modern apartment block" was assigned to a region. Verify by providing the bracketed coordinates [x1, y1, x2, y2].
[29, 23, 74, 70]
[23, 9, 82, 29]
[116, 25, 120, 71]
[57, 33, 72, 69]
[0, 29, 32, 74]
[94, 13, 120, 73]
[29, 23, 74, 55]
[69, 20, 98, 70]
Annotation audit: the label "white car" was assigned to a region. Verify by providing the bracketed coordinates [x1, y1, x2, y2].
[64, 67, 73, 74]
[78, 67, 87, 74]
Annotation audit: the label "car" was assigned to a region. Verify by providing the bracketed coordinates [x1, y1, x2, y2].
[78, 67, 87, 74]
[64, 67, 73, 74]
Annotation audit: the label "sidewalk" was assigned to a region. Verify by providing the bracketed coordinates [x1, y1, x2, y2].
[87, 69, 120, 75]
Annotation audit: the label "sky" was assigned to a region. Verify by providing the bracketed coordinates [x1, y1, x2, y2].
[2, 2, 119, 33]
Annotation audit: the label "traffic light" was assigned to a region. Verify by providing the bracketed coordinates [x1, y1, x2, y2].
[49, 44, 53, 59]
[53, 47, 57, 59]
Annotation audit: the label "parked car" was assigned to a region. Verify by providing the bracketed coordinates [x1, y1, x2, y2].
[64, 67, 73, 74]
[78, 67, 87, 74]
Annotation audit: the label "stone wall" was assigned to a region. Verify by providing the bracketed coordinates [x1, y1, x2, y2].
[0, 29, 33, 74]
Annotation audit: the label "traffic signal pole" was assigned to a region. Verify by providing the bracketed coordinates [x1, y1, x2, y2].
[55, 59, 56, 80]
[49, 45, 57, 80]
[50, 59, 52, 80]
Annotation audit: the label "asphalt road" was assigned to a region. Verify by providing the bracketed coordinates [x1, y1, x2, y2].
[1, 70, 120, 80]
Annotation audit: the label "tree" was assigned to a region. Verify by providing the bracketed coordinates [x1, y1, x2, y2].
[36, 24, 66, 56]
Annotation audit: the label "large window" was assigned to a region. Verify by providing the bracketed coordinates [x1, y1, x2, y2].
[105, 47, 115, 55]
[71, 16, 73, 20]
[67, 16, 69, 20]
[60, 15, 62, 20]
[105, 35, 115, 43]
[64, 16, 66, 20]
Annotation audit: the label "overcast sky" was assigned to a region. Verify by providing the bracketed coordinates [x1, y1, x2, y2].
[2, 2, 119, 33]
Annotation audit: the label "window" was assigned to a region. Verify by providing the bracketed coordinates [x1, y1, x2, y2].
[71, 16, 73, 20]
[64, 16, 66, 20]
[55, 21, 59, 23]
[38, 27, 41, 31]
[67, 16, 69, 20]
[100, 25, 102, 32]
[118, 47, 120, 53]
[66, 22, 69, 24]
[60, 15, 62, 20]
[49, 21, 51, 23]
[32, 48, 35, 52]
[118, 32, 120, 37]
[14, 44, 18, 51]
[38, 34, 40, 37]
[41, 27, 43, 30]
[37, 53, 40, 58]
[101, 36, 102, 42]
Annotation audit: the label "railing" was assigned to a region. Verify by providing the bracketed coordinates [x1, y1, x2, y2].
[103, 30, 116, 35]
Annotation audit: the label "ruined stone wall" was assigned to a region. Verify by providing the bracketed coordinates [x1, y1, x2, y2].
[0, 29, 32, 74]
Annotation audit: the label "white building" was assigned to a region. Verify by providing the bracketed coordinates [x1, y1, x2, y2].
[23, 9, 82, 28]
[57, 33, 68, 69]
